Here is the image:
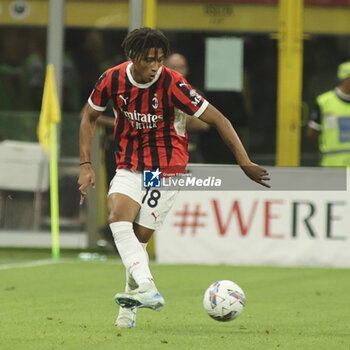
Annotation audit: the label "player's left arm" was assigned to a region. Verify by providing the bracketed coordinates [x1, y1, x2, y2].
[199, 103, 270, 188]
[186, 114, 210, 131]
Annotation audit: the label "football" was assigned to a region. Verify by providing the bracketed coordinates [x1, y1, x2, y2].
[203, 280, 246, 322]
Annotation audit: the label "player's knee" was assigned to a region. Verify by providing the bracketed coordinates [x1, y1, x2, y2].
[134, 224, 154, 243]
[108, 211, 124, 223]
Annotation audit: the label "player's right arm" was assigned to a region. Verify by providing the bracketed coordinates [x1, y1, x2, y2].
[78, 69, 111, 204]
[78, 104, 101, 205]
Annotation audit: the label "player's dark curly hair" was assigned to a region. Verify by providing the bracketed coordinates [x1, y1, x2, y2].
[122, 27, 170, 61]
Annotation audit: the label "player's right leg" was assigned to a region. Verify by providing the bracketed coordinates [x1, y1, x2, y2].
[115, 270, 138, 328]
[115, 242, 147, 328]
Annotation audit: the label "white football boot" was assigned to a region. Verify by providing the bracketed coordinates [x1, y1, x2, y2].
[115, 282, 165, 311]
[115, 274, 138, 328]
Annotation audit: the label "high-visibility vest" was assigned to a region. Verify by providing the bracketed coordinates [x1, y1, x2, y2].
[317, 90, 350, 166]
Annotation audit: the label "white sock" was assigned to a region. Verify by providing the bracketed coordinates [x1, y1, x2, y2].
[140, 242, 149, 263]
[110, 221, 154, 287]
[124, 242, 149, 292]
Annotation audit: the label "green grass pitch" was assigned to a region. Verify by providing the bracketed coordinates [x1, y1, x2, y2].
[1, 249, 349, 350]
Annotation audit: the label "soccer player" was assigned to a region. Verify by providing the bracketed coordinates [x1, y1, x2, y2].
[78, 27, 270, 328]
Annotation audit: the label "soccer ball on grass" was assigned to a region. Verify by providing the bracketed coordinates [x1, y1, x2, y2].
[203, 280, 246, 322]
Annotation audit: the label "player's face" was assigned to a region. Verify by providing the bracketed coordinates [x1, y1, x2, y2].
[132, 48, 165, 84]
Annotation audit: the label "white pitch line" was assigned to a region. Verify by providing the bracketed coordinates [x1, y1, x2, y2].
[0, 258, 121, 270]
[0, 259, 61, 270]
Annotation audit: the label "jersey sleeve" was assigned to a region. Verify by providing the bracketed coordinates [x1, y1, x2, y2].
[88, 71, 111, 112]
[170, 77, 209, 118]
[308, 102, 322, 131]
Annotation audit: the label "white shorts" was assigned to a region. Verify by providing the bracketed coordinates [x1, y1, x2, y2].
[107, 168, 179, 230]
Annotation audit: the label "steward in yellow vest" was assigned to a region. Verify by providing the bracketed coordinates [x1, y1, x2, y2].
[307, 61, 350, 167]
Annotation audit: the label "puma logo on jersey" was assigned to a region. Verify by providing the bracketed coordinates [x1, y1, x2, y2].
[179, 82, 188, 87]
[119, 95, 129, 105]
[151, 212, 158, 221]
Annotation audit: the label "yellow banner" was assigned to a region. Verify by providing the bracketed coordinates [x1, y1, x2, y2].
[1, 1, 350, 33]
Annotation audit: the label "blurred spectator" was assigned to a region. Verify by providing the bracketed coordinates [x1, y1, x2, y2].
[77, 29, 106, 104]
[0, 28, 24, 111]
[20, 28, 80, 112]
[165, 53, 209, 163]
[307, 61, 350, 167]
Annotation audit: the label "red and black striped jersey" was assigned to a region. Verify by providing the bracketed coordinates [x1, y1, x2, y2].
[88, 61, 208, 174]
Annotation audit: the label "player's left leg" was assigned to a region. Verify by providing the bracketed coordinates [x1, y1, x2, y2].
[114, 224, 165, 311]
[114, 188, 178, 312]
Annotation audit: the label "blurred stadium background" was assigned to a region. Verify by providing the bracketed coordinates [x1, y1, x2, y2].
[0, 0, 349, 266]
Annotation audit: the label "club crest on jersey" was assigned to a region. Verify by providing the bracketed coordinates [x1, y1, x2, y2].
[152, 96, 159, 109]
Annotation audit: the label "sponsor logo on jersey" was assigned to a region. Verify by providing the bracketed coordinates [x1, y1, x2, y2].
[122, 109, 163, 129]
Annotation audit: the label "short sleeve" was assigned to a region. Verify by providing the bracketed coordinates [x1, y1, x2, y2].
[88, 72, 110, 112]
[171, 77, 209, 118]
